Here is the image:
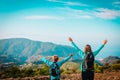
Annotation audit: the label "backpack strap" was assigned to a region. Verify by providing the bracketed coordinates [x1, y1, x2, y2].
[53, 62, 59, 68]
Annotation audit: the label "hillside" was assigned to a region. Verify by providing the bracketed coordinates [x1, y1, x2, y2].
[102, 56, 120, 65]
[0, 38, 78, 64]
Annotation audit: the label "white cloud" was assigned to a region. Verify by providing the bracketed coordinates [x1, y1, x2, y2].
[25, 15, 64, 20]
[48, 0, 88, 6]
[57, 7, 93, 19]
[58, 7, 83, 13]
[112, 1, 120, 8]
[63, 1, 88, 6]
[113, 1, 120, 5]
[58, 7, 120, 19]
[61, 7, 120, 19]
[64, 2, 80, 5]
[94, 8, 120, 19]
[71, 14, 92, 19]
[80, 15, 92, 19]
[48, 0, 59, 2]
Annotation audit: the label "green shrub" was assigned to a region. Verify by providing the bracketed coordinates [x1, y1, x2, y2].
[94, 64, 103, 73]
[62, 70, 73, 74]
[38, 64, 49, 75]
[110, 64, 120, 71]
[21, 67, 34, 77]
[60, 68, 64, 74]
[0, 66, 21, 78]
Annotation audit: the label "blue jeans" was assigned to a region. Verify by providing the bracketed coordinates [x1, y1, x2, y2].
[82, 71, 94, 80]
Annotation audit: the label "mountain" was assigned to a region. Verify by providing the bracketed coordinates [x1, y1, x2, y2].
[0, 38, 119, 66]
[0, 38, 79, 65]
[102, 56, 120, 65]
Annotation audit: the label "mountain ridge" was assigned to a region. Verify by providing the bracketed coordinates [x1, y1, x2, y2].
[0, 38, 78, 64]
[0, 38, 119, 65]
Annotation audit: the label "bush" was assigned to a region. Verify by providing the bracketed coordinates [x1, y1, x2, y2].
[62, 70, 74, 74]
[60, 68, 64, 74]
[20, 67, 34, 77]
[33, 64, 49, 75]
[110, 64, 120, 71]
[95, 66, 103, 73]
[0, 64, 50, 78]
[0, 66, 21, 78]
[94, 64, 103, 73]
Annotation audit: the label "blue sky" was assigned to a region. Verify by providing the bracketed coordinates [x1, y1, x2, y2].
[0, 0, 120, 58]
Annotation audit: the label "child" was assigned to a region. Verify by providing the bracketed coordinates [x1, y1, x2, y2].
[41, 54, 73, 80]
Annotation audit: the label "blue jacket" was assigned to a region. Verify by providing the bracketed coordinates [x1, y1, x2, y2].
[41, 56, 72, 80]
[71, 42, 105, 71]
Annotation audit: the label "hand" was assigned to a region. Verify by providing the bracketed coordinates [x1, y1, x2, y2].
[69, 37, 73, 42]
[103, 40, 107, 45]
[70, 54, 73, 56]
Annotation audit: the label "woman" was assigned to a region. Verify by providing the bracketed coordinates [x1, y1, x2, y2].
[68, 37, 107, 80]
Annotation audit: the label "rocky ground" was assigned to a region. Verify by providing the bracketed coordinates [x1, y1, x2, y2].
[1, 72, 120, 80]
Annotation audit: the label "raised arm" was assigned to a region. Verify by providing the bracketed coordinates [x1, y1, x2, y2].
[69, 37, 84, 56]
[93, 40, 107, 56]
[58, 54, 73, 66]
[41, 57, 52, 66]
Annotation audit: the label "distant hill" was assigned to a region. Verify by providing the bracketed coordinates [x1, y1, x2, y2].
[102, 56, 120, 65]
[0, 38, 79, 64]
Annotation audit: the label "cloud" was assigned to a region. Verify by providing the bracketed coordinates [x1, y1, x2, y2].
[70, 14, 92, 19]
[79, 15, 92, 19]
[58, 7, 83, 13]
[48, 0, 59, 2]
[58, 7, 120, 19]
[94, 8, 120, 19]
[48, 0, 88, 6]
[113, 1, 120, 5]
[57, 7, 93, 19]
[62, 1, 88, 6]
[112, 1, 120, 8]
[24, 15, 64, 20]
[47, 0, 120, 19]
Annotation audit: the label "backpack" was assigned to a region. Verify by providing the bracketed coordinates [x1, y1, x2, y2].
[83, 52, 94, 71]
[50, 62, 60, 77]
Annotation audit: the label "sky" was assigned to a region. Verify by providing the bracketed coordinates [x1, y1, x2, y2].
[0, 0, 120, 58]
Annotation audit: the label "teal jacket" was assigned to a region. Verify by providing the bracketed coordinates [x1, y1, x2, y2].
[71, 42, 105, 71]
[41, 56, 72, 80]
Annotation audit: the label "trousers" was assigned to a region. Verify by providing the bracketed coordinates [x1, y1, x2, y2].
[82, 71, 94, 80]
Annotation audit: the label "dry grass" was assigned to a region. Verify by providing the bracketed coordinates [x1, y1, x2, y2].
[1, 72, 120, 80]
[61, 72, 120, 80]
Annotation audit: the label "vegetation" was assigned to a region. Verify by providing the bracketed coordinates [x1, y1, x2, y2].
[110, 64, 120, 71]
[0, 64, 49, 79]
[0, 61, 120, 79]
[94, 63, 104, 73]
[61, 62, 80, 74]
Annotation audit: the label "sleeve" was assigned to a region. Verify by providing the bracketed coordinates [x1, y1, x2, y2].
[58, 56, 71, 66]
[93, 44, 105, 56]
[71, 42, 84, 57]
[41, 57, 52, 66]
